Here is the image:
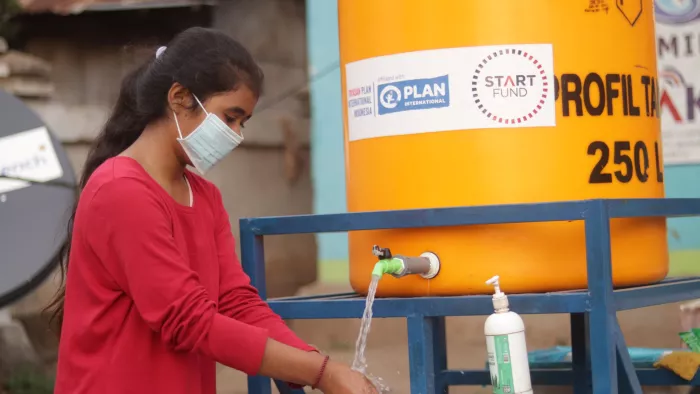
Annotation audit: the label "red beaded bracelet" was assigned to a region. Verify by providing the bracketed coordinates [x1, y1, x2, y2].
[311, 355, 330, 390]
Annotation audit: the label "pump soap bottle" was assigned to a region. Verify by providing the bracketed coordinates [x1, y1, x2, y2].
[485, 275, 533, 394]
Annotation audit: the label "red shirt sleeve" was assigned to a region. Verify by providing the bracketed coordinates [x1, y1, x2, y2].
[212, 186, 315, 353]
[83, 177, 270, 375]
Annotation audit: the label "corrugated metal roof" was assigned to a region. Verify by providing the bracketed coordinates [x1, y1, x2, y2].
[19, 0, 216, 15]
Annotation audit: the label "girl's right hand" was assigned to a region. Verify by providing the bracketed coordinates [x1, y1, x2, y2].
[316, 361, 379, 393]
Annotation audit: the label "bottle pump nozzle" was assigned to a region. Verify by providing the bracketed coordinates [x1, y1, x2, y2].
[486, 275, 510, 312]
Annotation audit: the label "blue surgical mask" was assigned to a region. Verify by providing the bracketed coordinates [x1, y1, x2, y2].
[174, 95, 244, 175]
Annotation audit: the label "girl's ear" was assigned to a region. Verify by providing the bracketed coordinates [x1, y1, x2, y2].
[167, 82, 195, 114]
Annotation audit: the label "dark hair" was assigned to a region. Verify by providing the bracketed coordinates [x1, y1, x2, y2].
[44, 27, 264, 333]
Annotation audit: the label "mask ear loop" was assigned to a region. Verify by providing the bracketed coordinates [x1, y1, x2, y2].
[192, 94, 209, 115]
[173, 111, 184, 139]
[173, 94, 207, 140]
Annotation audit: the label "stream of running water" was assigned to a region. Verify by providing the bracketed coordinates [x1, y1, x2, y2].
[351, 275, 391, 393]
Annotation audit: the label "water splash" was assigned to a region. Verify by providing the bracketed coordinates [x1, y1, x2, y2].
[351, 275, 391, 393]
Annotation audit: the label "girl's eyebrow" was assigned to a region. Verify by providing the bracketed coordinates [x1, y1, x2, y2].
[226, 106, 248, 116]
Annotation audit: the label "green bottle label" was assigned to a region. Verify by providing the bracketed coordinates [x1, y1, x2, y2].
[488, 335, 514, 394]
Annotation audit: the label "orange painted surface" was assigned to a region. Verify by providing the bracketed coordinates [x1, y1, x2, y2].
[339, 0, 668, 296]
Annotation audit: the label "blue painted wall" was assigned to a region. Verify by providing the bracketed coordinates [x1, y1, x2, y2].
[666, 166, 700, 275]
[667, 167, 700, 249]
[307, 0, 348, 281]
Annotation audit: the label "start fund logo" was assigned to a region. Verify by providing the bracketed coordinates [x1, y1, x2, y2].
[485, 74, 538, 98]
[377, 75, 450, 115]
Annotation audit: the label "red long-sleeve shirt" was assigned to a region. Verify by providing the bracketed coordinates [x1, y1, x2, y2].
[54, 156, 313, 394]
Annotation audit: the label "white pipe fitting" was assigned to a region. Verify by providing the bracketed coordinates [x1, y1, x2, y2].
[419, 252, 440, 279]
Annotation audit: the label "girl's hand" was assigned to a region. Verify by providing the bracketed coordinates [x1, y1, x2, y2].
[316, 361, 379, 393]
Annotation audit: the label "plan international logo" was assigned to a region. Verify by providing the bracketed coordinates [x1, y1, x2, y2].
[377, 75, 451, 116]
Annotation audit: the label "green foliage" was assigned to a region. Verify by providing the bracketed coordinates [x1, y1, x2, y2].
[0, 0, 21, 41]
[2, 367, 54, 394]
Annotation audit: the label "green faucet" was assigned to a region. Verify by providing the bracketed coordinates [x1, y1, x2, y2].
[372, 257, 405, 277]
[370, 245, 441, 279]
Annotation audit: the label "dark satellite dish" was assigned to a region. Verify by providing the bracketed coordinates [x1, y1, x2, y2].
[0, 89, 76, 308]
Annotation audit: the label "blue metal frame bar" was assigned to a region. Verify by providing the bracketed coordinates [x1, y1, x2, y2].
[263, 277, 700, 318]
[241, 200, 589, 235]
[584, 200, 618, 393]
[268, 292, 590, 318]
[240, 198, 700, 236]
[614, 278, 700, 310]
[616, 319, 643, 394]
[239, 199, 700, 394]
[438, 369, 700, 386]
[406, 316, 437, 393]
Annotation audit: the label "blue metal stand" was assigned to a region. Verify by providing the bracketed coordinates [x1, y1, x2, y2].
[240, 199, 700, 394]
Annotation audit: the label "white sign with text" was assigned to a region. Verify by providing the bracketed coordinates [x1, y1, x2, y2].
[0, 127, 64, 194]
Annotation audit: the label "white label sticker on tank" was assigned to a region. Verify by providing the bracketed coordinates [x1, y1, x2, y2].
[0, 126, 64, 194]
[345, 44, 556, 142]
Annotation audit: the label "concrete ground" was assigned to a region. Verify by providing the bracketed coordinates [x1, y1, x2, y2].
[215, 282, 696, 394]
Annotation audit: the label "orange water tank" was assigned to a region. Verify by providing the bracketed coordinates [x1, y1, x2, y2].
[340, 0, 668, 297]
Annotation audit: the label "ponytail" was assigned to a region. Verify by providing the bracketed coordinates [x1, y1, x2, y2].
[80, 63, 151, 189]
[44, 63, 150, 332]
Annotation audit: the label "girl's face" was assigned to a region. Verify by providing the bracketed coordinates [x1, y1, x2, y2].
[169, 84, 259, 166]
[179, 85, 258, 138]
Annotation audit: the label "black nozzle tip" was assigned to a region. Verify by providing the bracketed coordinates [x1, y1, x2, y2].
[372, 245, 392, 260]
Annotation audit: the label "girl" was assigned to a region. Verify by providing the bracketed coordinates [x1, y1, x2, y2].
[48, 27, 376, 394]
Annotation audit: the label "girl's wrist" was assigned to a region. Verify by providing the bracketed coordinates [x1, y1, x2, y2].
[316, 359, 343, 392]
[311, 355, 330, 389]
